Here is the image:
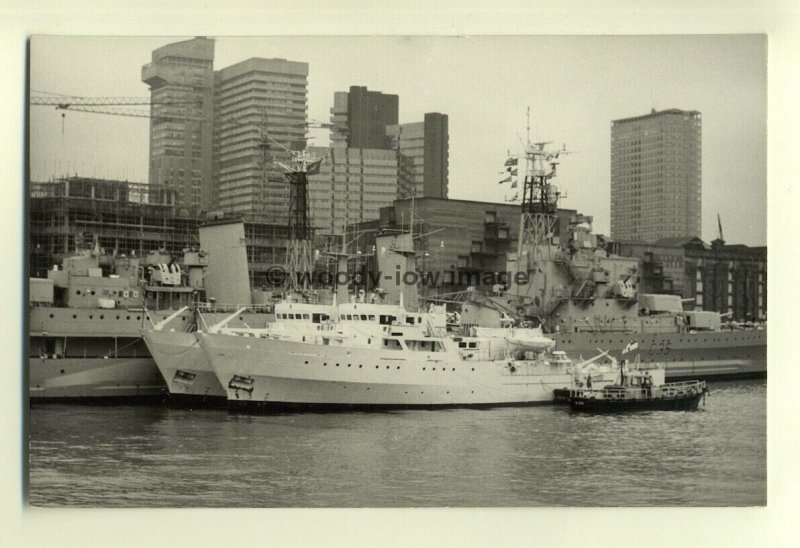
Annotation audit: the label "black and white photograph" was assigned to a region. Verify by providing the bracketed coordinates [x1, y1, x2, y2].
[6, 2, 799, 546]
[26, 33, 767, 507]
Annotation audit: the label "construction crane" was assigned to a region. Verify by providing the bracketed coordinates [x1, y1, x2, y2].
[30, 91, 204, 120]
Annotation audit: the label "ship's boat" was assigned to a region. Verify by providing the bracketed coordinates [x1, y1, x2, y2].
[567, 362, 708, 412]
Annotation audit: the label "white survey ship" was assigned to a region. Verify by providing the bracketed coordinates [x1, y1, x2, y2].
[197, 299, 616, 410]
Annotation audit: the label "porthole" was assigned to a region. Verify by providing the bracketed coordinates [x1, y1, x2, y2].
[72, 314, 77, 319]
[386, 366, 389, 369]
[89, 315, 93, 320]
[358, 365, 362, 368]
[100, 315, 104, 320]
[60, 369, 65, 374]
[375, 365, 379, 369]
[116, 316, 120, 320]
[396, 366, 400, 370]
[423, 367, 426, 371]
[76, 290, 81, 296]
[136, 316, 141, 320]
[49, 313, 54, 319]
[432, 367, 436, 371]
[336, 364, 340, 367]
[304, 361, 308, 364]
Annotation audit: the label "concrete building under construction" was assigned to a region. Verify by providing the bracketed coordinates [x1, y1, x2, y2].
[28, 176, 293, 289]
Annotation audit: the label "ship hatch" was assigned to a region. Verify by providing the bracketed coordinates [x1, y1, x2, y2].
[173, 370, 197, 385]
[228, 375, 254, 393]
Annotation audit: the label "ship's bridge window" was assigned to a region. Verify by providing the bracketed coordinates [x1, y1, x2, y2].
[406, 340, 443, 352]
[360, 314, 367, 321]
[302, 314, 310, 320]
[380, 315, 396, 325]
[406, 317, 415, 325]
[468, 342, 478, 349]
[312, 313, 328, 323]
[368, 315, 376, 321]
[382, 338, 402, 350]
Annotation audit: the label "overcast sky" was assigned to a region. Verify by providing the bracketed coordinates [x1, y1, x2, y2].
[30, 35, 766, 246]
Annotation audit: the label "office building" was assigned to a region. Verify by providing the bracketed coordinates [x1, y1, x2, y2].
[144, 39, 309, 220]
[141, 37, 216, 213]
[610, 108, 701, 242]
[213, 58, 309, 220]
[386, 113, 449, 199]
[307, 147, 398, 236]
[330, 86, 398, 149]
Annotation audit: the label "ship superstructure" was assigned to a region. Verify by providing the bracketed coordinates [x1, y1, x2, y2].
[29, 245, 206, 399]
[457, 134, 766, 380]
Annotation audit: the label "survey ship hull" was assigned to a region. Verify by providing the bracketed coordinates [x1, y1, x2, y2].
[140, 311, 274, 403]
[554, 328, 766, 381]
[197, 332, 602, 410]
[140, 329, 226, 402]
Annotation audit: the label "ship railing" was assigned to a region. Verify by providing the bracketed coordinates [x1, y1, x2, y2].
[570, 380, 705, 400]
[196, 303, 274, 314]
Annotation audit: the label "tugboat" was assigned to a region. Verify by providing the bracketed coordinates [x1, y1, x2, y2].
[567, 359, 708, 412]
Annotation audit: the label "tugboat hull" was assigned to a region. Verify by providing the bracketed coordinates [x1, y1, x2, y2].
[569, 392, 704, 412]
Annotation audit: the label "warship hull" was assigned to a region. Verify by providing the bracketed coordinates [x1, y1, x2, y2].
[140, 329, 226, 401]
[197, 332, 615, 410]
[554, 328, 766, 380]
[29, 306, 190, 400]
[29, 356, 166, 400]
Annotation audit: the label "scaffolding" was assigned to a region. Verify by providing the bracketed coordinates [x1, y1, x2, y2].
[28, 176, 291, 283]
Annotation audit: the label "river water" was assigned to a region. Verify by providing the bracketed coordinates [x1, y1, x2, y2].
[27, 379, 765, 507]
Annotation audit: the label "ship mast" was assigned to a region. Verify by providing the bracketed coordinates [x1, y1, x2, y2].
[515, 113, 564, 299]
[276, 149, 320, 294]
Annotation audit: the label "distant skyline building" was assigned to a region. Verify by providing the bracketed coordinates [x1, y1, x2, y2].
[141, 37, 216, 213]
[386, 112, 449, 199]
[213, 58, 308, 220]
[330, 86, 398, 150]
[143, 38, 308, 221]
[610, 108, 702, 242]
[308, 146, 398, 236]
